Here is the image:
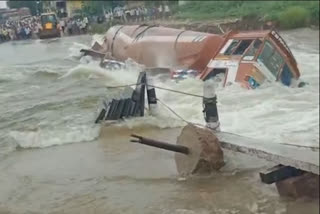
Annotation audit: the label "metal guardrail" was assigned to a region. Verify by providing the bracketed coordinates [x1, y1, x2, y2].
[95, 71, 147, 123]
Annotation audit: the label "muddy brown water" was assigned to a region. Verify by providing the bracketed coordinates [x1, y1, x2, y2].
[0, 126, 318, 214]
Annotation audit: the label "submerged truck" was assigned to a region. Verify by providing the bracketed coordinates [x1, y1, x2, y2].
[81, 25, 302, 89]
[38, 12, 61, 39]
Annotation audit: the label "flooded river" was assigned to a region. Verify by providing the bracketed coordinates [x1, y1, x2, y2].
[0, 28, 319, 214]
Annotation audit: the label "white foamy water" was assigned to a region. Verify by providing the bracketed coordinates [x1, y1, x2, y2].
[0, 29, 318, 151]
[61, 28, 319, 148]
[10, 124, 100, 148]
[68, 42, 91, 59]
[153, 75, 319, 147]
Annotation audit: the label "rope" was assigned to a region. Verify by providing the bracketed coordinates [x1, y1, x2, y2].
[156, 98, 220, 130]
[104, 83, 204, 98]
[148, 84, 204, 98]
[105, 83, 139, 89]
[156, 98, 190, 124]
[104, 82, 218, 129]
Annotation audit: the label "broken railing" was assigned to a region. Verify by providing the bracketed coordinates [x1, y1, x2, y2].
[95, 71, 150, 123]
[94, 70, 319, 199]
[95, 70, 220, 131]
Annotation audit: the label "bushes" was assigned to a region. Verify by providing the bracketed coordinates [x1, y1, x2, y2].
[278, 6, 309, 29]
[308, 1, 319, 25]
[88, 23, 109, 34]
[175, 1, 319, 29]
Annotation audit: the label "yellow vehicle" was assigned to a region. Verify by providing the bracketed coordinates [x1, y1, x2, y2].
[39, 12, 61, 39]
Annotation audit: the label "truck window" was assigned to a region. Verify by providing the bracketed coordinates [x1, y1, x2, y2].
[243, 39, 262, 60]
[224, 40, 240, 55]
[257, 40, 284, 77]
[233, 40, 253, 55]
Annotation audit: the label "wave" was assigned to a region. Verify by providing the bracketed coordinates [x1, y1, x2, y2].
[68, 42, 91, 59]
[31, 70, 61, 79]
[0, 64, 72, 81]
[59, 59, 144, 84]
[9, 124, 100, 149]
[91, 34, 105, 46]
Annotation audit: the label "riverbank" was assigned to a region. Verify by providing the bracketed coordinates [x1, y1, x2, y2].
[174, 1, 319, 30]
[87, 16, 319, 36]
[86, 1, 319, 35]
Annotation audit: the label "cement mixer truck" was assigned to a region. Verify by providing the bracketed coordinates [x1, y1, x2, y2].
[81, 24, 302, 89]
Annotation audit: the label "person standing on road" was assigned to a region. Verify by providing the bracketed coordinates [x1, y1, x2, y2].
[130, 8, 135, 23]
[67, 19, 73, 35]
[164, 4, 170, 19]
[158, 4, 163, 19]
[135, 7, 140, 23]
[83, 16, 89, 33]
[59, 19, 65, 35]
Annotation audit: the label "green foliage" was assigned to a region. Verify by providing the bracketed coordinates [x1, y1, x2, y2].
[81, 1, 112, 16]
[143, 0, 178, 8]
[7, 0, 43, 16]
[278, 6, 309, 29]
[88, 23, 109, 34]
[175, 1, 319, 29]
[305, 1, 319, 25]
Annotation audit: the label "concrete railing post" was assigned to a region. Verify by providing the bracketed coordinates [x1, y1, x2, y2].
[203, 79, 220, 131]
[146, 74, 158, 115]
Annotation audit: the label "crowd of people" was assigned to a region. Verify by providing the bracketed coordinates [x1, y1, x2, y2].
[0, 16, 41, 43]
[107, 4, 171, 23]
[60, 16, 89, 36]
[0, 15, 89, 43]
[0, 4, 172, 44]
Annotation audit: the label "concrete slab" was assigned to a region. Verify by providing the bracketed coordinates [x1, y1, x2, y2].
[215, 131, 319, 175]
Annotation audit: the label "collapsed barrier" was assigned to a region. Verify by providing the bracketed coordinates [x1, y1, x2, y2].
[94, 70, 319, 199]
[95, 71, 148, 123]
[130, 124, 225, 176]
[95, 70, 220, 130]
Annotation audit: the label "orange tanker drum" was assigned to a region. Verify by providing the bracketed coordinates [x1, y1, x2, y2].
[81, 25, 301, 88]
[100, 25, 224, 70]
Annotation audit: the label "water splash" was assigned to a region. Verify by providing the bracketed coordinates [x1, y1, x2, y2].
[10, 124, 100, 148]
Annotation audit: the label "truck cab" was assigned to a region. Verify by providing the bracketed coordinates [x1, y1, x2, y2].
[200, 30, 300, 88]
[39, 12, 61, 39]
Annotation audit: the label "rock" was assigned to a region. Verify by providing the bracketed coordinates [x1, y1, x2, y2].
[275, 172, 319, 199]
[175, 124, 225, 176]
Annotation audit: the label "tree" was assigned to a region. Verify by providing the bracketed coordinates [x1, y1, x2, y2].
[7, 0, 43, 16]
[81, 1, 112, 16]
[144, 0, 178, 7]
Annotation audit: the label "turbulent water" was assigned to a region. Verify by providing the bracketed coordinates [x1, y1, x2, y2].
[0, 28, 319, 214]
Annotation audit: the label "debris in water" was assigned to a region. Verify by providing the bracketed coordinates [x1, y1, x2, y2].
[131, 124, 224, 176]
[175, 124, 224, 176]
[177, 177, 187, 182]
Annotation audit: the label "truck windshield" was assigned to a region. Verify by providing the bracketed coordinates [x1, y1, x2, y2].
[243, 39, 262, 60]
[257, 40, 284, 77]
